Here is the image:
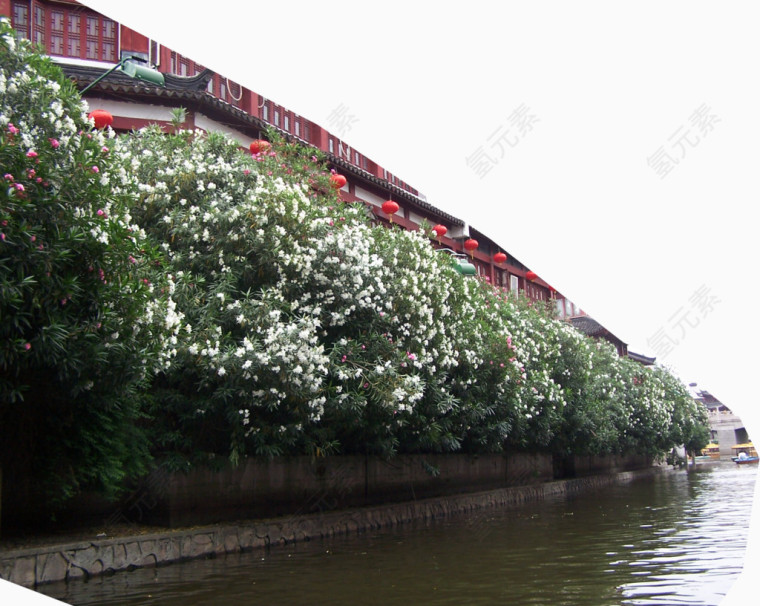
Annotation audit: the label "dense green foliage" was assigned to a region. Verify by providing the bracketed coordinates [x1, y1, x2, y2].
[115, 124, 709, 466]
[0, 21, 174, 503]
[0, 19, 709, 510]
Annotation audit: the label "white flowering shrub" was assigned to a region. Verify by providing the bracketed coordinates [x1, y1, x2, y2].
[0, 20, 708, 522]
[0, 19, 175, 505]
[115, 122, 709, 465]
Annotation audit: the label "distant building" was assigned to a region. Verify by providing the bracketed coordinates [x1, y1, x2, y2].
[691, 388, 751, 457]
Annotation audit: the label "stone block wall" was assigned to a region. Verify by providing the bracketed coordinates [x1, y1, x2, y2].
[0, 467, 662, 588]
[1, 452, 650, 533]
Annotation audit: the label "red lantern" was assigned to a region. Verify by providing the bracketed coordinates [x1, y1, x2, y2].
[88, 109, 113, 130]
[526, 271, 538, 281]
[493, 252, 507, 264]
[381, 200, 400, 222]
[432, 224, 447, 239]
[249, 139, 271, 155]
[464, 239, 478, 257]
[330, 174, 347, 189]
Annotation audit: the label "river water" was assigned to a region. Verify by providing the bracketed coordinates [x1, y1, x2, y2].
[40, 461, 757, 606]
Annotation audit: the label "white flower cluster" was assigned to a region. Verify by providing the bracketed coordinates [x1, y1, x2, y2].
[113, 125, 707, 458]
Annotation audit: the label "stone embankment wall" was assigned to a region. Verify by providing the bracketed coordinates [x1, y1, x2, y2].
[5, 452, 649, 531]
[0, 453, 656, 587]
[126, 452, 649, 528]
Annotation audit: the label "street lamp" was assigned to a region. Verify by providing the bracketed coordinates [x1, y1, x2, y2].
[80, 56, 165, 94]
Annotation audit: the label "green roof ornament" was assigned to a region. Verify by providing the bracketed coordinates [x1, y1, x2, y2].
[80, 56, 165, 94]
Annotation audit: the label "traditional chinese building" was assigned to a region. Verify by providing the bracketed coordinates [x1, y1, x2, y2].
[4, 0, 604, 341]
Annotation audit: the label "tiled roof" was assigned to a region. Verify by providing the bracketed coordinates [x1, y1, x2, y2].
[63, 64, 465, 227]
[569, 316, 627, 346]
[627, 351, 656, 365]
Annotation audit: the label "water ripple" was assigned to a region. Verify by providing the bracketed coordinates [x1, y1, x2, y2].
[38, 462, 757, 606]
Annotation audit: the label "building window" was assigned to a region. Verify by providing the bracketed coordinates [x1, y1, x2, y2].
[284, 115, 290, 132]
[49, 10, 63, 55]
[294, 119, 300, 137]
[11, 2, 29, 42]
[355, 151, 360, 165]
[67, 14, 80, 56]
[328, 138, 334, 154]
[262, 103, 269, 122]
[33, 5, 44, 48]
[85, 16, 98, 59]
[102, 19, 115, 61]
[510, 275, 520, 297]
[495, 269, 505, 287]
[274, 110, 280, 127]
[556, 299, 565, 317]
[150, 40, 158, 65]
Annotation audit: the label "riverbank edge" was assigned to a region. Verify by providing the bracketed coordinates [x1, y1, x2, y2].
[1, 466, 666, 588]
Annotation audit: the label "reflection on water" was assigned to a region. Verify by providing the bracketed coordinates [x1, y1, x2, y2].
[40, 462, 757, 606]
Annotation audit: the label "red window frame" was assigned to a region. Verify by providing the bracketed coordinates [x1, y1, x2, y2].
[12, 1, 117, 62]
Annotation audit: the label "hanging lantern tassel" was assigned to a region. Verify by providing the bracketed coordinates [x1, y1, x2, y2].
[464, 238, 479, 258]
[382, 200, 399, 223]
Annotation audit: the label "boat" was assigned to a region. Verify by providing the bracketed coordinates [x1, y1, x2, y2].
[701, 443, 721, 460]
[731, 442, 759, 464]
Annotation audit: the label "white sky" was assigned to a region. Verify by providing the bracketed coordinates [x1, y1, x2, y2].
[69, 2, 759, 603]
